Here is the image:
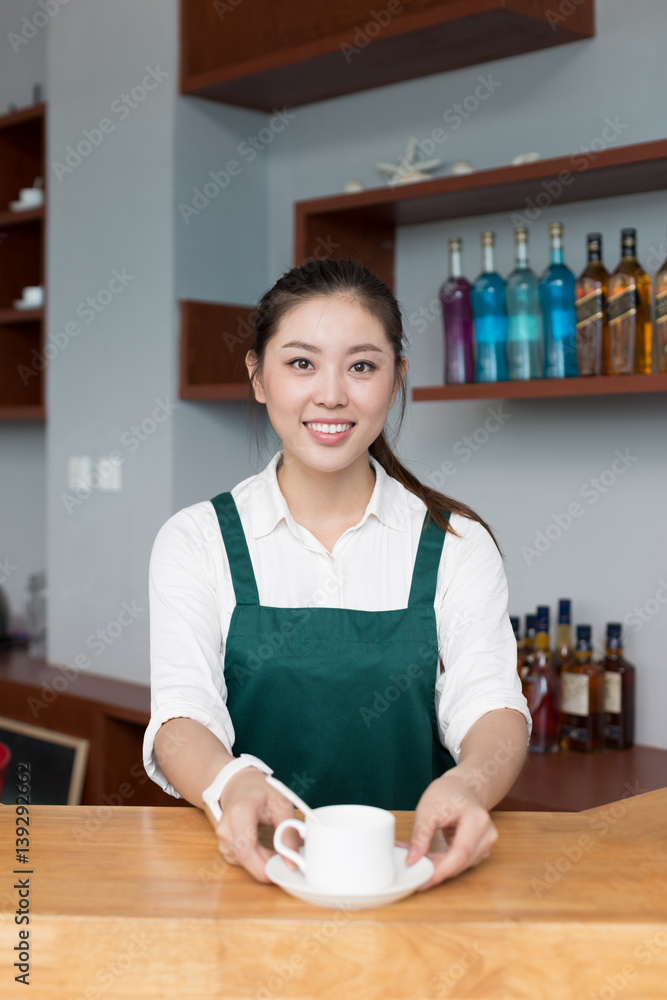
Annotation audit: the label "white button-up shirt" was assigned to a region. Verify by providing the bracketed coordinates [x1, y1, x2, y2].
[143, 451, 531, 796]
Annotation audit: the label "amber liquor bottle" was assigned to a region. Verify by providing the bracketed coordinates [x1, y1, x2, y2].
[654, 237, 667, 372]
[606, 228, 652, 374]
[522, 606, 560, 753]
[510, 616, 523, 678]
[603, 623, 636, 749]
[576, 234, 608, 375]
[560, 625, 604, 752]
[552, 598, 573, 676]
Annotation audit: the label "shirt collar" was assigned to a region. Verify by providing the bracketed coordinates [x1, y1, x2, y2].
[246, 451, 409, 539]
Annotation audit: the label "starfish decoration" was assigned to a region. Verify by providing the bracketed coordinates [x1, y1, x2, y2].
[376, 136, 442, 187]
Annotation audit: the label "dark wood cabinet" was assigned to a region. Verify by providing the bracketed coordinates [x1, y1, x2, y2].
[180, 0, 595, 110]
[0, 104, 46, 420]
[0, 650, 180, 807]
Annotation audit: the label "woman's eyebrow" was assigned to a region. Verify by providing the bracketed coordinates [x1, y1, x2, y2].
[279, 340, 386, 354]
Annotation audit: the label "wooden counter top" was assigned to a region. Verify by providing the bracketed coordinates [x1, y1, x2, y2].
[1, 790, 666, 998]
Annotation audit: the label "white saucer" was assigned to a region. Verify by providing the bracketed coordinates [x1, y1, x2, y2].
[13, 299, 42, 311]
[265, 846, 434, 910]
[9, 200, 43, 212]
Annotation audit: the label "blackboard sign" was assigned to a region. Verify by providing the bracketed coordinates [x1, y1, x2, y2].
[0, 717, 89, 805]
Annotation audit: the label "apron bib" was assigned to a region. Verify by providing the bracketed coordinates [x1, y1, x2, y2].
[211, 491, 456, 809]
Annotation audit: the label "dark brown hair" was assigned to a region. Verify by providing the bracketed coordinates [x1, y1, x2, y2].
[247, 258, 500, 549]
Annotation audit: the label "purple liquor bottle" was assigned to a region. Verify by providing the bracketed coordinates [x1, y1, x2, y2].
[439, 237, 475, 383]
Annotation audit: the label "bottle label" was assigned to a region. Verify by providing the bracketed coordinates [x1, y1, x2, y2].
[562, 724, 589, 743]
[576, 289, 604, 329]
[656, 289, 667, 326]
[562, 673, 589, 716]
[604, 672, 622, 714]
[604, 723, 622, 740]
[608, 285, 637, 325]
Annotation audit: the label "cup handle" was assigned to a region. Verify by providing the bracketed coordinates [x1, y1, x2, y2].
[273, 818, 307, 874]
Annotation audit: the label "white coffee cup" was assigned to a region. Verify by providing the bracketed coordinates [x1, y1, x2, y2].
[18, 188, 43, 208]
[273, 804, 396, 893]
[20, 286, 43, 307]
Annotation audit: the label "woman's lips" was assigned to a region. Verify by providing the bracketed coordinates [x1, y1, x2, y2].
[303, 421, 355, 444]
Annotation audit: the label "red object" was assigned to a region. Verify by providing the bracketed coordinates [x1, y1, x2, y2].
[0, 741, 11, 796]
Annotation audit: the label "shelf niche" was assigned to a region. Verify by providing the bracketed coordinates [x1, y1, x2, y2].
[0, 103, 46, 420]
[180, 0, 595, 111]
[179, 299, 255, 400]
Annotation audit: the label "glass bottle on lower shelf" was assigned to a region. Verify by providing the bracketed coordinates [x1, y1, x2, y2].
[575, 233, 608, 376]
[520, 613, 537, 682]
[602, 623, 636, 749]
[552, 598, 572, 676]
[471, 231, 509, 382]
[654, 240, 667, 373]
[507, 227, 543, 379]
[539, 222, 578, 378]
[560, 625, 604, 752]
[510, 615, 522, 678]
[606, 228, 652, 374]
[439, 237, 474, 384]
[521, 605, 560, 753]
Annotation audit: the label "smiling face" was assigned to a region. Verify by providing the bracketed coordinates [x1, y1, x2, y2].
[246, 295, 407, 476]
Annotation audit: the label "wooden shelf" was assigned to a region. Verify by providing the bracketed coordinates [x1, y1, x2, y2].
[413, 372, 667, 402]
[180, 0, 594, 111]
[0, 306, 44, 324]
[0, 103, 46, 419]
[0, 404, 45, 420]
[0, 205, 43, 226]
[295, 137, 667, 291]
[179, 299, 255, 400]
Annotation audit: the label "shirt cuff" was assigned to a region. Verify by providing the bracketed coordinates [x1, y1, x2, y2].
[142, 702, 235, 798]
[443, 695, 533, 765]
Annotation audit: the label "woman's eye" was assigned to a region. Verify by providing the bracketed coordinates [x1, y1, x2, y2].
[351, 361, 376, 373]
[288, 358, 314, 370]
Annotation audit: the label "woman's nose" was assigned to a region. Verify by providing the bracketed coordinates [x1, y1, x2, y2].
[312, 367, 349, 408]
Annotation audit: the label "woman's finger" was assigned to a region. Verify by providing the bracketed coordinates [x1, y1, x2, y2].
[419, 811, 497, 889]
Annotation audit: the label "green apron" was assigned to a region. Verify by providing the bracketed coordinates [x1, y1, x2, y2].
[210, 491, 456, 810]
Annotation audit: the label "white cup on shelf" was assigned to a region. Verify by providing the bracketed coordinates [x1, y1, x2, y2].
[17, 187, 43, 208]
[19, 286, 43, 308]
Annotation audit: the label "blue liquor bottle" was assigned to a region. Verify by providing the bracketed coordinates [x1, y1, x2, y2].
[471, 231, 508, 382]
[507, 227, 544, 379]
[539, 222, 578, 378]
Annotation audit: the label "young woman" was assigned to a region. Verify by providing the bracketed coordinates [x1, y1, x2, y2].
[144, 259, 531, 890]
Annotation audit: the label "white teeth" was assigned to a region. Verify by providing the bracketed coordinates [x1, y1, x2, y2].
[306, 423, 353, 434]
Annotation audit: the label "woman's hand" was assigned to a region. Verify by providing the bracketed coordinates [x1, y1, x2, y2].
[405, 771, 498, 890]
[214, 768, 299, 883]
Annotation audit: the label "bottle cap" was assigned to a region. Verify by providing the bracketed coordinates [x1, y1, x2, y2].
[514, 227, 528, 242]
[558, 599, 571, 624]
[481, 231, 495, 246]
[510, 615, 520, 637]
[525, 614, 537, 633]
[549, 222, 563, 237]
[587, 233, 602, 245]
[576, 624, 592, 643]
[621, 228, 636, 250]
[449, 237, 462, 251]
[536, 605, 550, 632]
[606, 622, 622, 640]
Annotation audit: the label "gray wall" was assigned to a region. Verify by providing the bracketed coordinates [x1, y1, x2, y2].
[266, 0, 667, 749]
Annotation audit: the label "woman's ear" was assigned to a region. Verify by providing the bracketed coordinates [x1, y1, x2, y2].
[246, 350, 265, 403]
[390, 356, 408, 408]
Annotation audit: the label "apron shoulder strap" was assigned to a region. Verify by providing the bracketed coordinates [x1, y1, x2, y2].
[407, 509, 450, 609]
[209, 492, 260, 606]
